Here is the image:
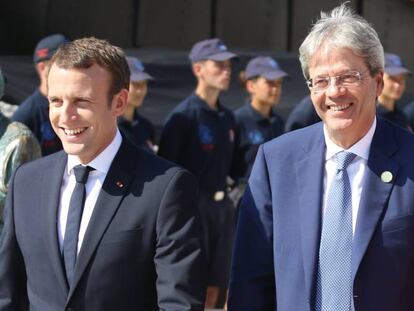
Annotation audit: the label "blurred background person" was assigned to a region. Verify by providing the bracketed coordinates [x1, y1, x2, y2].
[285, 95, 321, 132]
[0, 69, 40, 234]
[158, 38, 237, 309]
[13, 34, 69, 156]
[118, 56, 156, 152]
[230, 56, 287, 207]
[377, 53, 411, 130]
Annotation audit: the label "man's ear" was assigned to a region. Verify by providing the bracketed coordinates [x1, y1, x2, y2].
[112, 88, 128, 116]
[246, 79, 255, 94]
[375, 69, 384, 97]
[192, 62, 203, 78]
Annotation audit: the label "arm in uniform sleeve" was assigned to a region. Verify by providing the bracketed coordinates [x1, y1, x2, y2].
[0, 171, 29, 311]
[228, 145, 276, 310]
[155, 168, 207, 310]
[12, 100, 35, 132]
[0, 123, 41, 229]
[157, 113, 190, 163]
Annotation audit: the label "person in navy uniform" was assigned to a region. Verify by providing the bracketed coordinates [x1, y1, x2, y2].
[232, 56, 288, 182]
[13, 34, 69, 156]
[158, 38, 237, 309]
[118, 56, 156, 152]
[377, 53, 411, 130]
[285, 95, 321, 132]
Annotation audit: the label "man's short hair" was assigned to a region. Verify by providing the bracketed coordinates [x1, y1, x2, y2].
[299, 4, 384, 80]
[49, 37, 130, 100]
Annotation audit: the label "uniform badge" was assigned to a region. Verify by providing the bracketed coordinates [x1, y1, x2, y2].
[248, 130, 264, 144]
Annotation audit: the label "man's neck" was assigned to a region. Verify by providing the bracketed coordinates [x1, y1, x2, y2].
[39, 81, 48, 97]
[251, 99, 272, 118]
[123, 105, 135, 121]
[195, 85, 220, 110]
[378, 95, 395, 112]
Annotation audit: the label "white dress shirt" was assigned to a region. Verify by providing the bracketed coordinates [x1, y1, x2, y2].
[58, 130, 122, 254]
[322, 118, 376, 235]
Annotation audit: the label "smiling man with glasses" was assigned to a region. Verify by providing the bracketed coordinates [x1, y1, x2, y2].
[229, 4, 414, 311]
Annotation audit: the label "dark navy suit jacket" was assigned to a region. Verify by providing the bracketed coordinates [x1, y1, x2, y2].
[229, 118, 414, 311]
[0, 138, 206, 310]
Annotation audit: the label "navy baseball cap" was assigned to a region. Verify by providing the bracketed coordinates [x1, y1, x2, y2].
[245, 56, 288, 80]
[384, 53, 411, 76]
[33, 34, 69, 63]
[126, 56, 154, 82]
[189, 38, 237, 63]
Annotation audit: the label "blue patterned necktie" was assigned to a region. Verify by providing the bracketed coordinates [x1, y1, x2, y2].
[315, 151, 356, 311]
[63, 164, 94, 286]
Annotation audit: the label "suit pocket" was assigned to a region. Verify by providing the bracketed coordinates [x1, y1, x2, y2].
[100, 228, 143, 245]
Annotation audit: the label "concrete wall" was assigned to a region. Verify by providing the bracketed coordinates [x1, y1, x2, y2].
[0, 0, 413, 92]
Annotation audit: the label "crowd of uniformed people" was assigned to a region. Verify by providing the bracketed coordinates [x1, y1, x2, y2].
[0, 29, 412, 309]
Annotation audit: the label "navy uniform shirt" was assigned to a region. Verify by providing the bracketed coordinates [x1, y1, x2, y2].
[376, 103, 410, 130]
[285, 95, 320, 132]
[158, 93, 236, 193]
[13, 89, 62, 156]
[118, 110, 155, 152]
[403, 100, 414, 130]
[232, 102, 284, 180]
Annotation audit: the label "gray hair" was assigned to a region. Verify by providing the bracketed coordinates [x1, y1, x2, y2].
[299, 3, 384, 80]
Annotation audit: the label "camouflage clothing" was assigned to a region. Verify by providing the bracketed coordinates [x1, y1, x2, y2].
[0, 113, 41, 232]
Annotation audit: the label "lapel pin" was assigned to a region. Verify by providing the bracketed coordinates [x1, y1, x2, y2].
[116, 181, 124, 188]
[381, 171, 393, 183]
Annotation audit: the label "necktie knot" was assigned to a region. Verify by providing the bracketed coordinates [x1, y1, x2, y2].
[73, 165, 94, 184]
[335, 152, 356, 171]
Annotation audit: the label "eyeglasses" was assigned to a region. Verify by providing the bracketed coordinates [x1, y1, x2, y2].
[306, 70, 365, 92]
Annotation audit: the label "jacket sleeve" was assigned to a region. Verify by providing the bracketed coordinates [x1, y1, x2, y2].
[0, 170, 29, 311]
[228, 145, 276, 310]
[154, 168, 207, 310]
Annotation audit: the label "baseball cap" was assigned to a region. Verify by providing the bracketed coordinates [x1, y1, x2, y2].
[384, 53, 411, 76]
[126, 56, 153, 82]
[33, 34, 69, 63]
[189, 38, 237, 63]
[245, 56, 288, 80]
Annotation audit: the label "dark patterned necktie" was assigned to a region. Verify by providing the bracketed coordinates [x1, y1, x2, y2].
[316, 152, 356, 311]
[63, 164, 94, 286]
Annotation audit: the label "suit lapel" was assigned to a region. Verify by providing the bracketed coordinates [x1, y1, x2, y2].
[42, 152, 69, 294]
[68, 140, 138, 298]
[352, 119, 399, 280]
[295, 124, 325, 302]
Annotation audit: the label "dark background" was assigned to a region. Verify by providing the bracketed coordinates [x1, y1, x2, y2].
[1, 0, 413, 131]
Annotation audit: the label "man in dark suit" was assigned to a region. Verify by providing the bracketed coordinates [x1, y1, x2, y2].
[0, 37, 206, 310]
[229, 4, 414, 311]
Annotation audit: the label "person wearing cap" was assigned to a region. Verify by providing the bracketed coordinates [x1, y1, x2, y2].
[158, 38, 237, 308]
[232, 56, 288, 184]
[118, 56, 156, 152]
[13, 34, 69, 156]
[0, 70, 40, 235]
[376, 53, 411, 130]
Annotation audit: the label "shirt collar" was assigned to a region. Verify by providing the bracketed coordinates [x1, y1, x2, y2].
[324, 117, 376, 161]
[192, 92, 223, 112]
[67, 129, 123, 175]
[246, 102, 274, 122]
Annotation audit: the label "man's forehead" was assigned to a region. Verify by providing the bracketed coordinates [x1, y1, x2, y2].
[309, 47, 365, 74]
